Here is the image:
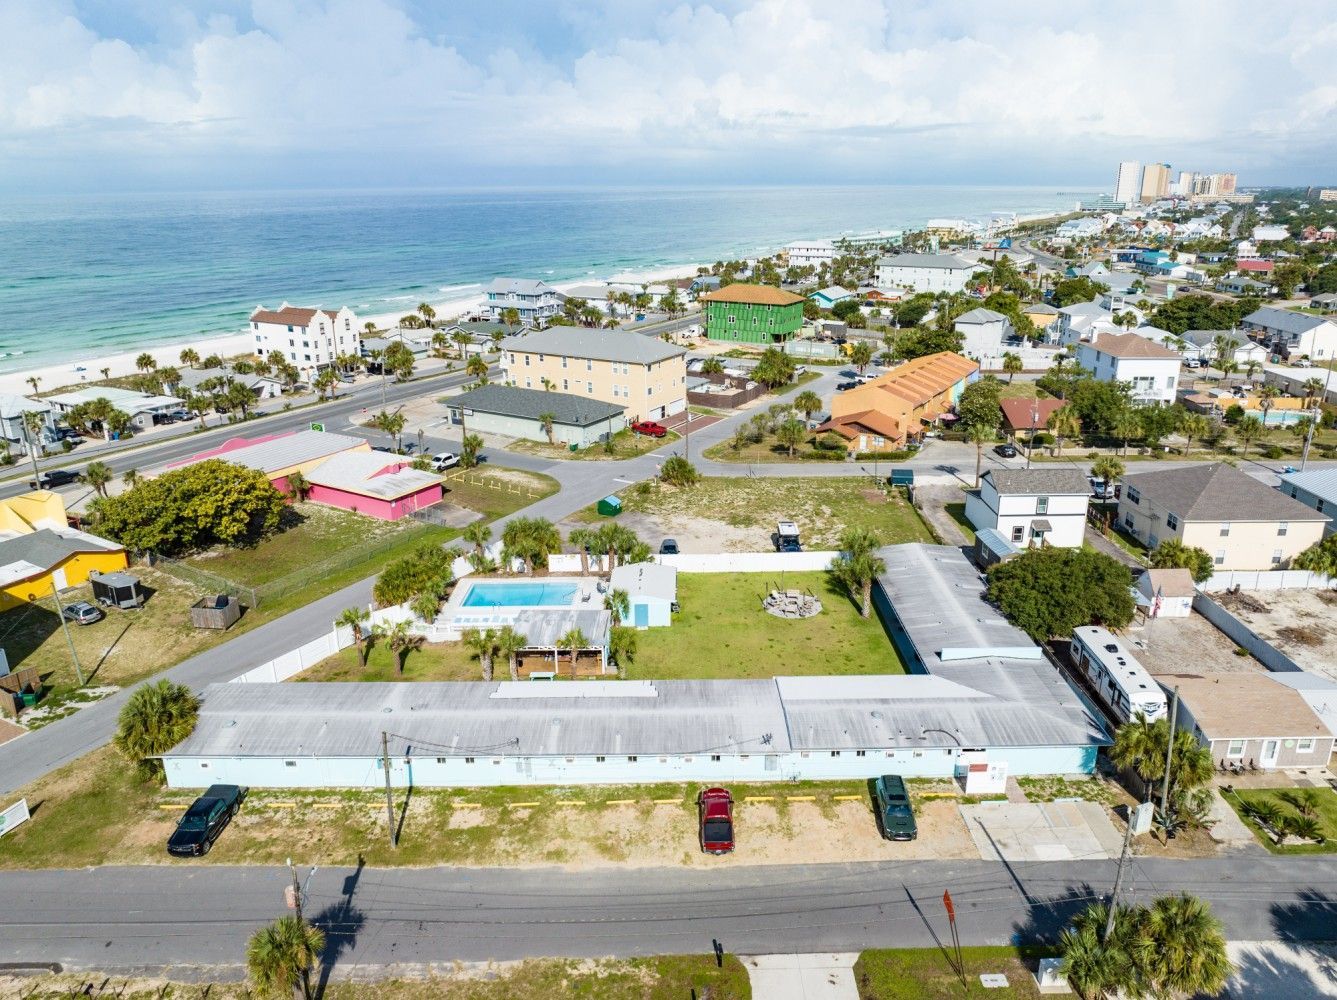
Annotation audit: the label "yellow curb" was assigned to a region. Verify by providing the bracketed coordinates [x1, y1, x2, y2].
[451, 802, 483, 809]
[505, 802, 540, 808]
[652, 798, 681, 805]
[555, 800, 586, 806]
[744, 796, 775, 803]
[604, 799, 636, 806]
[158, 804, 189, 811]
[265, 802, 298, 809]
[833, 795, 864, 801]
[313, 803, 341, 810]
[785, 795, 816, 802]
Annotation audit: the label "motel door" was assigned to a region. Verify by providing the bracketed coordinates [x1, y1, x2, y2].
[52, 567, 68, 591]
[1260, 740, 1280, 768]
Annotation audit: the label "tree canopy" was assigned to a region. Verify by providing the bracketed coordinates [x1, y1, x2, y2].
[1149, 539, 1215, 583]
[92, 459, 286, 555]
[986, 547, 1135, 639]
[1050, 276, 1110, 307]
[955, 377, 1003, 432]
[1149, 293, 1259, 335]
[373, 542, 456, 607]
[891, 325, 963, 361]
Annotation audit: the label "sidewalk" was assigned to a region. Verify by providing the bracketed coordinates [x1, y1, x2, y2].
[740, 953, 859, 1000]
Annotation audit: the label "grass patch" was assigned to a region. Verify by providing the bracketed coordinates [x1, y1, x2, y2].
[944, 502, 976, 544]
[296, 640, 483, 682]
[7, 956, 751, 1000]
[1222, 786, 1337, 855]
[507, 428, 680, 461]
[1016, 775, 1124, 808]
[855, 946, 1057, 999]
[630, 572, 907, 679]
[572, 477, 935, 550]
[996, 381, 1054, 401]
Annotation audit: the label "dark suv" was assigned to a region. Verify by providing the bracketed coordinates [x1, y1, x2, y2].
[167, 784, 247, 857]
[872, 774, 917, 841]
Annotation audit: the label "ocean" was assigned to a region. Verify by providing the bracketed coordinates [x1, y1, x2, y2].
[0, 185, 1095, 373]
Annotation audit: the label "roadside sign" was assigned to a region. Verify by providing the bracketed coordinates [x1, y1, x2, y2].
[310, 422, 325, 433]
[942, 889, 955, 920]
[0, 798, 31, 838]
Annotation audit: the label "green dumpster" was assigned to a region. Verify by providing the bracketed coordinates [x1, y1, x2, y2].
[20, 691, 38, 708]
[597, 495, 623, 517]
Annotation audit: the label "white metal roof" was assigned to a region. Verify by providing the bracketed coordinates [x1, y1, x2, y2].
[304, 450, 440, 500]
[610, 562, 678, 603]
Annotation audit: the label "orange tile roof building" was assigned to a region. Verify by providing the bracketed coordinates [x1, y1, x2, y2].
[699, 284, 806, 345]
[818, 351, 979, 451]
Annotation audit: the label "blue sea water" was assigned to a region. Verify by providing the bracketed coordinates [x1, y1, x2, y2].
[0, 185, 1095, 374]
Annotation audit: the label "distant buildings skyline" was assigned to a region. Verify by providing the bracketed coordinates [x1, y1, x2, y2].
[1112, 160, 1239, 204]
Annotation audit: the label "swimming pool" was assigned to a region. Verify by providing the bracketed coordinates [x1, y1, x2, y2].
[460, 580, 581, 608]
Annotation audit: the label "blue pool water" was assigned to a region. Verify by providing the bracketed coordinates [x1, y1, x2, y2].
[461, 581, 580, 608]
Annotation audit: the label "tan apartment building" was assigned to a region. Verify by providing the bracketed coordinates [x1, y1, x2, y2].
[500, 328, 687, 423]
[1117, 463, 1328, 570]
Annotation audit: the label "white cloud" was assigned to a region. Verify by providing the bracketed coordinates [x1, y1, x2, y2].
[0, 0, 1333, 188]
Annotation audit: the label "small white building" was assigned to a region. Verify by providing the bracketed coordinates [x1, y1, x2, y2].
[1054, 300, 1116, 347]
[44, 386, 184, 433]
[0, 395, 56, 450]
[1252, 224, 1291, 243]
[874, 253, 977, 294]
[250, 303, 360, 378]
[785, 239, 836, 268]
[953, 307, 1011, 363]
[1075, 332, 1181, 404]
[610, 561, 678, 627]
[964, 468, 1091, 549]
[1135, 568, 1195, 618]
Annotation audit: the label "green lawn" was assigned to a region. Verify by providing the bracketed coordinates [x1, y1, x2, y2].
[944, 502, 976, 544]
[630, 571, 907, 679]
[855, 947, 1057, 999]
[996, 381, 1054, 401]
[573, 476, 935, 550]
[1223, 786, 1337, 855]
[296, 640, 483, 682]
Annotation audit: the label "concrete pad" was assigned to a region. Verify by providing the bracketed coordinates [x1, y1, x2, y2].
[960, 801, 1123, 862]
[741, 953, 859, 1000]
[1207, 788, 1266, 851]
[1224, 941, 1337, 999]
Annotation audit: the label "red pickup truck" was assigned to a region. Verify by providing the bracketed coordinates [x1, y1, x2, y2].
[698, 787, 735, 854]
[631, 420, 668, 438]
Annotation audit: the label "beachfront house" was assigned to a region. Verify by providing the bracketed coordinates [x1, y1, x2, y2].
[1074, 332, 1181, 405]
[699, 284, 806, 345]
[500, 327, 687, 423]
[784, 240, 836, 268]
[44, 386, 184, 433]
[1117, 463, 1328, 570]
[874, 253, 977, 294]
[250, 303, 361, 380]
[484, 278, 563, 325]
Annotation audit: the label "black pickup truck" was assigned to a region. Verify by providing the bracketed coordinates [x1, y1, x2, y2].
[166, 784, 247, 857]
[28, 468, 81, 490]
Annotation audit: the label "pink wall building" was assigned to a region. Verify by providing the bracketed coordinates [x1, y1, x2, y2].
[304, 451, 443, 521]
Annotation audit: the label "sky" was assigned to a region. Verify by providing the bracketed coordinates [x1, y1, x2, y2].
[1, 0, 1334, 194]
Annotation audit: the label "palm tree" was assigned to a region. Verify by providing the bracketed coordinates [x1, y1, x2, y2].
[336, 607, 371, 666]
[501, 307, 521, 333]
[312, 368, 338, 401]
[965, 422, 991, 487]
[418, 301, 436, 328]
[1140, 894, 1232, 998]
[603, 587, 630, 626]
[1257, 384, 1278, 425]
[372, 409, 407, 453]
[830, 527, 885, 618]
[608, 625, 638, 678]
[25, 375, 39, 395]
[374, 619, 423, 675]
[463, 627, 498, 681]
[461, 432, 484, 468]
[793, 389, 822, 422]
[538, 412, 557, 446]
[462, 521, 492, 559]
[700, 357, 725, 376]
[122, 468, 140, 489]
[494, 624, 526, 681]
[849, 340, 874, 374]
[1181, 413, 1210, 455]
[775, 416, 807, 457]
[247, 914, 325, 1000]
[180, 347, 200, 369]
[465, 355, 489, 381]
[1002, 352, 1023, 383]
[1219, 358, 1238, 389]
[284, 469, 310, 502]
[1302, 376, 1325, 407]
[1236, 414, 1264, 455]
[1243, 358, 1261, 384]
[99, 367, 111, 380]
[1090, 455, 1124, 491]
[410, 590, 441, 625]
[135, 352, 157, 373]
[1110, 712, 1166, 797]
[1047, 405, 1082, 457]
[84, 460, 113, 498]
[558, 627, 588, 678]
[1059, 903, 1139, 1000]
[112, 680, 200, 780]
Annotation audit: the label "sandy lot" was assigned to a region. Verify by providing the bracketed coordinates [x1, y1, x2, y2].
[1213, 589, 1337, 682]
[1130, 610, 1268, 676]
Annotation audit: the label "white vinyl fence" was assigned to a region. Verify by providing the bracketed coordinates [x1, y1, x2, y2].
[1191, 593, 1304, 674]
[1200, 569, 1337, 593]
[231, 627, 350, 683]
[658, 551, 839, 573]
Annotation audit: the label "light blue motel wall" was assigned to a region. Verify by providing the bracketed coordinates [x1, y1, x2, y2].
[632, 596, 672, 627]
[164, 743, 1095, 791]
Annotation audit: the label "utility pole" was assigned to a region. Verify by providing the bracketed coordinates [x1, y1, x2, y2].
[1158, 685, 1180, 838]
[286, 858, 318, 1000]
[1300, 364, 1333, 471]
[1103, 816, 1134, 943]
[1026, 396, 1038, 470]
[381, 731, 398, 848]
[53, 579, 85, 686]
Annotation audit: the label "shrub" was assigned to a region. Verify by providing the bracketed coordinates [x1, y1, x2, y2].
[1030, 432, 1054, 446]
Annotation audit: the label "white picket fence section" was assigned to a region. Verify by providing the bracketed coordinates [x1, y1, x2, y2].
[1200, 569, 1337, 593]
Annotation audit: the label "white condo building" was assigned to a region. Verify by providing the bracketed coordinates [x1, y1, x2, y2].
[785, 239, 836, 268]
[250, 303, 361, 378]
[1114, 161, 1142, 207]
[874, 253, 977, 294]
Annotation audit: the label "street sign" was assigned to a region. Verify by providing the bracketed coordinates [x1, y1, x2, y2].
[0, 798, 31, 838]
[310, 422, 325, 433]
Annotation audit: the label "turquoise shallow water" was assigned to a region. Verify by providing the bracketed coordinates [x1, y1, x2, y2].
[0, 185, 1094, 373]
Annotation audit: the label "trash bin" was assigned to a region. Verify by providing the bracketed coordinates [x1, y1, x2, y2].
[20, 691, 38, 708]
[569, 442, 579, 452]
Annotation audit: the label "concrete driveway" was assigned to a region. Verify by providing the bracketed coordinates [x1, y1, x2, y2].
[960, 800, 1125, 862]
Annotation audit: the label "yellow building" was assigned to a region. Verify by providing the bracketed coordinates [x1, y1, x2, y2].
[1022, 302, 1060, 333]
[0, 491, 128, 611]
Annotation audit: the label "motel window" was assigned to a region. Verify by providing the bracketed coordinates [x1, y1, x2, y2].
[587, 382, 594, 394]
[1011, 526, 1025, 543]
[1297, 739, 1315, 754]
[1166, 513, 1179, 531]
[1036, 496, 1049, 514]
[436, 758, 448, 764]
[464, 757, 475, 763]
[728, 313, 736, 323]
[1124, 513, 1135, 531]
[1220, 523, 1231, 536]
[596, 756, 606, 762]
[1319, 500, 1326, 513]
[712, 754, 721, 762]
[524, 355, 530, 366]
[1278, 522, 1288, 536]
[586, 359, 593, 371]
[561, 357, 567, 368]
[1272, 550, 1283, 564]
[913, 751, 923, 758]
[563, 379, 569, 391]
[1226, 740, 1245, 758]
[199, 763, 209, 769]
[830, 751, 841, 758]
[627, 756, 638, 762]
[856, 750, 866, 757]
[509, 353, 516, 364]
[538, 354, 544, 362]
[285, 760, 297, 767]
[1127, 487, 1140, 506]
[287, 325, 293, 332]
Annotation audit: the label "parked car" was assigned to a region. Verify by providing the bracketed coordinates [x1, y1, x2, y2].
[1294, 358, 1314, 368]
[56, 427, 85, 443]
[431, 453, 460, 472]
[1089, 477, 1116, 500]
[698, 787, 735, 854]
[775, 520, 801, 552]
[61, 601, 103, 626]
[872, 774, 917, 841]
[836, 380, 860, 391]
[659, 538, 680, 555]
[166, 784, 248, 857]
[993, 442, 1018, 458]
[631, 420, 668, 438]
[778, 538, 802, 553]
[28, 468, 80, 490]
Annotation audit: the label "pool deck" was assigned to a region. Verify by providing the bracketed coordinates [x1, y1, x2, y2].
[443, 575, 604, 630]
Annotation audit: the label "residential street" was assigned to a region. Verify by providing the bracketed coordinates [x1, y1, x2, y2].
[0, 858, 1332, 975]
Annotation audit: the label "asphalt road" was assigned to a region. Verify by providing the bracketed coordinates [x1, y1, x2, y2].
[0, 857, 1333, 976]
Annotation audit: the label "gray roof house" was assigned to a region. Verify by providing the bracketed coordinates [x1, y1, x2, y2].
[500, 328, 686, 366]
[953, 308, 1012, 362]
[1277, 468, 1337, 534]
[446, 384, 626, 448]
[484, 277, 563, 323]
[1241, 307, 1337, 360]
[1179, 329, 1267, 364]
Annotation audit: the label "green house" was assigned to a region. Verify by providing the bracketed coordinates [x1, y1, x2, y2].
[700, 284, 805, 345]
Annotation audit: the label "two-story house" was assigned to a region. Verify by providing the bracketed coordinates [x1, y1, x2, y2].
[1241, 307, 1337, 361]
[250, 303, 361, 378]
[484, 278, 563, 325]
[1075, 332, 1181, 405]
[1117, 464, 1327, 570]
[953, 307, 1011, 363]
[874, 253, 977, 294]
[699, 284, 805, 344]
[964, 468, 1091, 548]
[499, 328, 687, 422]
